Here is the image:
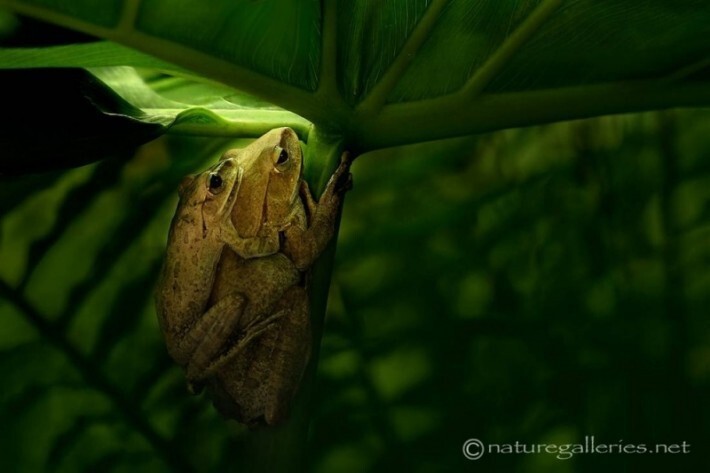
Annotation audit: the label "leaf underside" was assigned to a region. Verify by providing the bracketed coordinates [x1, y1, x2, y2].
[0, 0, 708, 150]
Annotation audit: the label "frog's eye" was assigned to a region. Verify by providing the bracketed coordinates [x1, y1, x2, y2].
[208, 173, 223, 191]
[276, 148, 289, 165]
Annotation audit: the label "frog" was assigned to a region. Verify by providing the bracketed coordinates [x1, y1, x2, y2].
[155, 127, 352, 426]
[155, 148, 282, 382]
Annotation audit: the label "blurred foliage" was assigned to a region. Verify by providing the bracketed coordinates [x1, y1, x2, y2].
[325, 110, 710, 472]
[1, 109, 708, 472]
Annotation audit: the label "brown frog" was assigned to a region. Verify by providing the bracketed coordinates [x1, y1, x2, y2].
[155, 127, 352, 426]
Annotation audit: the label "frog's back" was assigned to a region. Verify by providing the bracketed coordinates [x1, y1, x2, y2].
[155, 209, 224, 334]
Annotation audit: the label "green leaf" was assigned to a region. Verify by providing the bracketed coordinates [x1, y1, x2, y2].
[0, 63, 310, 173]
[0, 0, 709, 150]
[88, 66, 311, 137]
[0, 41, 182, 69]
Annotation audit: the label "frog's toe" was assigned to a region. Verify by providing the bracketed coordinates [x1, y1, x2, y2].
[340, 150, 354, 166]
[339, 173, 353, 193]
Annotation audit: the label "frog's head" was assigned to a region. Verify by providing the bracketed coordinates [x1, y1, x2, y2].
[221, 127, 303, 237]
[177, 157, 242, 231]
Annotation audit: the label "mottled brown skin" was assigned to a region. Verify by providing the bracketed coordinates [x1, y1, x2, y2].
[155, 156, 281, 383]
[156, 129, 302, 385]
[155, 127, 352, 426]
[206, 151, 352, 426]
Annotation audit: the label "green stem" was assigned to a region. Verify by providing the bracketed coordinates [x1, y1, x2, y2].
[242, 127, 345, 473]
[302, 126, 346, 397]
[356, 80, 710, 150]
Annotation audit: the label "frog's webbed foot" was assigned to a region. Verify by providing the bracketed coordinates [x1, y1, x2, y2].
[311, 151, 353, 227]
[337, 172, 353, 194]
[179, 293, 247, 385]
[201, 310, 288, 378]
[319, 151, 353, 205]
[334, 152, 354, 194]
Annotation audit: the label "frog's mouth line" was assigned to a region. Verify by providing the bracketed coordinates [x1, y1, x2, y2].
[221, 166, 244, 217]
[202, 165, 243, 238]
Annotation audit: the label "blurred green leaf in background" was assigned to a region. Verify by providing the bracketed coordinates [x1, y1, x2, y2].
[0, 1, 708, 472]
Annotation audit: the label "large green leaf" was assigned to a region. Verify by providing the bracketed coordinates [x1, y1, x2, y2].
[0, 0, 708, 150]
[0, 64, 310, 173]
[89, 67, 311, 138]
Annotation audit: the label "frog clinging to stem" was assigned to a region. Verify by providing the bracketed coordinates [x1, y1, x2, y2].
[155, 127, 352, 426]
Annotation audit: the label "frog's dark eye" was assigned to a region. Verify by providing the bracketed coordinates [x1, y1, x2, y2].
[277, 148, 289, 165]
[209, 173, 223, 190]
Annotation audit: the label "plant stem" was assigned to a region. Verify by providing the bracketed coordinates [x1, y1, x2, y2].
[241, 127, 345, 473]
[356, 80, 710, 150]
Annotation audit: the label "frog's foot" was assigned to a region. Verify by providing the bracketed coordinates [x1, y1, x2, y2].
[182, 293, 247, 383]
[202, 311, 287, 378]
[334, 152, 354, 193]
[319, 151, 353, 206]
[336, 172, 353, 194]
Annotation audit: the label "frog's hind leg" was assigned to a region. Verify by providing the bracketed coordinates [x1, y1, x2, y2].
[181, 293, 247, 385]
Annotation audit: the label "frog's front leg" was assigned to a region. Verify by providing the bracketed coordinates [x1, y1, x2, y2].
[168, 294, 247, 386]
[284, 152, 353, 269]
